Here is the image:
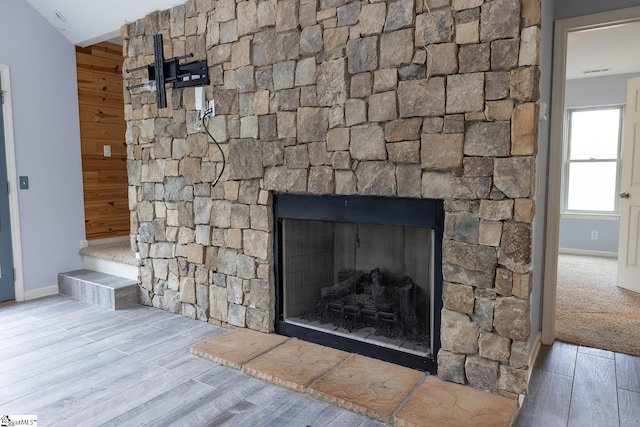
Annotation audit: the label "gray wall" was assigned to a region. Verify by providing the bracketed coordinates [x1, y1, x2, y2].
[558, 73, 640, 253]
[559, 218, 619, 253]
[0, 0, 85, 293]
[565, 73, 640, 109]
[555, 0, 640, 20]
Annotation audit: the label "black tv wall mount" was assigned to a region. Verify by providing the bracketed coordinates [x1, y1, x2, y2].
[125, 34, 209, 109]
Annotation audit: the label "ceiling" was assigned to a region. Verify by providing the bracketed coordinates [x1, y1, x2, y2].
[567, 21, 640, 80]
[24, 0, 184, 47]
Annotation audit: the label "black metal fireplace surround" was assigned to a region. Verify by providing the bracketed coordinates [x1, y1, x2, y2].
[273, 194, 444, 373]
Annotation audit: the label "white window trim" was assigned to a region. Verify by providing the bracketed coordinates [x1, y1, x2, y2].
[560, 212, 620, 221]
[561, 105, 624, 216]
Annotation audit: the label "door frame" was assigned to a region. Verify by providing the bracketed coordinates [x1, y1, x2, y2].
[542, 6, 640, 344]
[0, 65, 24, 301]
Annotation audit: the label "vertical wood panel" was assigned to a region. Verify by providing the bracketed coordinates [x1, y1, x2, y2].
[76, 42, 128, 240]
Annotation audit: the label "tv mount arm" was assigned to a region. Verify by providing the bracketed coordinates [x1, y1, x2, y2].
[125, 34, 209, 109]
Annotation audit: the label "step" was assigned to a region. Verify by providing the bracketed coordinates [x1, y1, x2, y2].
[80, 240, 139, 281]
[58, 269, 138, 310]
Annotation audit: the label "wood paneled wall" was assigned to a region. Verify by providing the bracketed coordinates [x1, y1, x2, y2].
[76, 42, 129, 240]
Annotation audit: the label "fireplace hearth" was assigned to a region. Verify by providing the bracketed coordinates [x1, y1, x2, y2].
[274, 194, 444, 372]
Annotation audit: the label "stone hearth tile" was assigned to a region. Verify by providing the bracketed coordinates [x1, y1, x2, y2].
[244, 339, 350, 392]
[394, 376, 517, 427]
[310, 354, 424, 422]
[191, 328, 289, 369]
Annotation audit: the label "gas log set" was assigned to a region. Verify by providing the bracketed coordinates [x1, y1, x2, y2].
[318, 268, 427, 342]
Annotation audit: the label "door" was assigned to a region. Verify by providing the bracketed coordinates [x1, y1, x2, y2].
[0, 82, 15, 302]
[617, 76, 640, 293]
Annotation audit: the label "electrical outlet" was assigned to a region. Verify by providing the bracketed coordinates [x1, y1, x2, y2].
[19, 176, 28, 190]
[591, 231, 598, 240]
[539, 101, 549, 121]
[103, 145, 111, 157]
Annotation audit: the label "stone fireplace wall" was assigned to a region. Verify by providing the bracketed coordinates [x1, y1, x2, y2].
[122, 0, 541, 398]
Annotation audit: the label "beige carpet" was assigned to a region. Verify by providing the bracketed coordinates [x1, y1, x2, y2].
[555, 254, 640, 357]
[79, 241, 139, 266]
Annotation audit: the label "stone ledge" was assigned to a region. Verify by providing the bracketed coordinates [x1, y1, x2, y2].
[191, 329, 518, 425]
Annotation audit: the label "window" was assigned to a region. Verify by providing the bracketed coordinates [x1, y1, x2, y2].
[564, 107, 623, 213]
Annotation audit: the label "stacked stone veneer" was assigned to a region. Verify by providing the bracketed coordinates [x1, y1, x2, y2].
[122, 0, 541, 398]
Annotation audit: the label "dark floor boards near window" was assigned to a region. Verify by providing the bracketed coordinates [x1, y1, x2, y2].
[517, 342, 640, 427]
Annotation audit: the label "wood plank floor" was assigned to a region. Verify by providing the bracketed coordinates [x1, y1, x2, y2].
[0, 296, 385, 426]
[516, 341, 640, 427]
[4, 296, 639, 426]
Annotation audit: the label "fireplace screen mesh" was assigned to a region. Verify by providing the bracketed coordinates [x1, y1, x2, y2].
[282, 218, 433, 356]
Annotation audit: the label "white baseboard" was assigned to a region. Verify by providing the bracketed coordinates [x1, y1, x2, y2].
[558, 247, 617, 258]
[517, 331, 542, 407]
[528, 332, 542, 380]
[24, 285, 59, 301]
[83, 256, 139, 281]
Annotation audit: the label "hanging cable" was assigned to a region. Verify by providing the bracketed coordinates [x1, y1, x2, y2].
[202, 108, 225, 189]
[421, 0, 435, 84]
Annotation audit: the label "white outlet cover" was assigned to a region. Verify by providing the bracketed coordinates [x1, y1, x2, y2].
[539, 101, 548, 121]
[103, 145, 111, 157]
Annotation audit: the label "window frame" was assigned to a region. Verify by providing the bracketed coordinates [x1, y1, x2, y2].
[562, 105, 624, 216]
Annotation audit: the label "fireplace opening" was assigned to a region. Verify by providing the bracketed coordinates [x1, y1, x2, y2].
[284, 220, 432, 354]
[274, 195, 444, 373]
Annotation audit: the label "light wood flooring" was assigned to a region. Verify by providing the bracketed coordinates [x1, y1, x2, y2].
[4, 296, 639, 426]
[516, 341, 640, 426]
[0, 295, 384, 426]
